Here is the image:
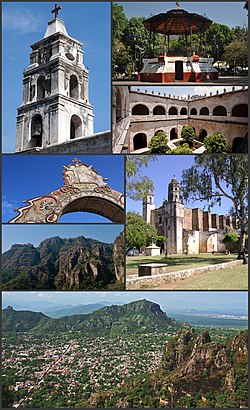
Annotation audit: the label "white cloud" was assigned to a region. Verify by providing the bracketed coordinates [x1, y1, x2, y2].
[3, 10, 44, 34]
[2, 200, 16, 213]
[193, 86, 242, 96]
[36, 293, 53, 299]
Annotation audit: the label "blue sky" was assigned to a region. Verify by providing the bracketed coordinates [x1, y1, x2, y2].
[2, 2, 111, 153]
[127, 156, 234, 215]
[118, 2, 247, 28]
[2, 291, 248, 313]
[2, 155, 124, 223]
[2, 224, 124, 253]
[131, 86, 242, 98]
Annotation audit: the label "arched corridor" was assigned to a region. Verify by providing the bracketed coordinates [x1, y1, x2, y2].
[170, 127, 178, 140]
[133, 133, 147, 150]
[232, 104, 248, 117]
[213, 106, 227, 116]
[132, 104, 149, 115]
[153, 106, 166, 115]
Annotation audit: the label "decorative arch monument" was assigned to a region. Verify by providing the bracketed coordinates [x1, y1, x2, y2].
[10, 159, 124, 223]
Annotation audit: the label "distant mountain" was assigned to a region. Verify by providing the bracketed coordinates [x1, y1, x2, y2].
[44, 303, 108, 318]
[2, 235, 123, 290]
[85, 329, 248, 408]
[2, 300, 180, 335]
[2, 306, 48, 333]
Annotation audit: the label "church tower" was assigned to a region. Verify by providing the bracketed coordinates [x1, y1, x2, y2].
[165, 176, 184, 254]
[143, 193, 156, 225]
[16, 4, 94, 152]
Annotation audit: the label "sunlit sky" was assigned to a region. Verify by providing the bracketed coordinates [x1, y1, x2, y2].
[126, 156, 236, 216]
[2, 291, 248, 313]
[2, 224, 124, 253]
[118, 2, 247, 29]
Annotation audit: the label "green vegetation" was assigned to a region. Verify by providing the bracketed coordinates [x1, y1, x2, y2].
[112, 3, 248, 78]
[181, 155, 248, 257]
[148, 131, 168, 153]
[204, 132, 228, 153]
[126, 254, 248, 290]
[222, 233, 240, 253]
[126, 212, 157, 249]
[126, 155, 157, 201]
[181, 125, 195, 147]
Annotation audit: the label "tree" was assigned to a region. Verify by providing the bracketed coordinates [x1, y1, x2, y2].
[222, 233, 239, 254]
[112, 4, 128, 41]
[204, 132, 228, 153]
[166, 143, 193, 154]
[181, 125, 195, 147]
[223, 39, 248, 70]
[181, 155, 248, 258]
[156, 236, 168, 253]
[126, 212, 157, 248]
[149, 131, 168, 153]
[126, 156, 157, 200]
[205, 23, 234, 62]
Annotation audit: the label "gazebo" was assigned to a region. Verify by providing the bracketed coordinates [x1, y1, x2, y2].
[139, 5, 219, 82]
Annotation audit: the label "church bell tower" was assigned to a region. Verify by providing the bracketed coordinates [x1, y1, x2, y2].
[165, 176, 184, 254]
[16, 4, 94, 152]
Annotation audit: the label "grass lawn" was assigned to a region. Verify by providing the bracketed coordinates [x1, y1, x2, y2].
[126, 253, 248, 290]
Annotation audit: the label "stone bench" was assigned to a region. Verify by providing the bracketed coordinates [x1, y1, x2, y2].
[138, 263, 168, 277]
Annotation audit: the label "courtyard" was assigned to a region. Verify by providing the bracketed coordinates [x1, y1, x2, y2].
[126, 254, 248, 290]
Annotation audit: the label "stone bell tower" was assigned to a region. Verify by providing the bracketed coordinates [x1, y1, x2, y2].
[16, 4, 94, 152]
[165, 176, 184, 254]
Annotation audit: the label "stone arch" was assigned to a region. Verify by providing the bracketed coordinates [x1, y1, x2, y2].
[170, 127, 178, 140]
[199, 129, 207, 142]
[153, 105, 166, 115]
[30, 114, 43, 147]
[213, 106, 227, 116]
[190, 108, 197, 115]
[168, 106, 178, 115]
[70, 75, 79, 99]
[180, 107, 187, 115]
[154, 129, 164, 135]
[200, 107, 209, 115]
[232, 104, 248, 117]
[232, 137, 244, 153]
[9, 161, 125, 224]
[37, 75, 46, 100]
[207, 233, 218, 253]
[133, 133, 147, 150]
[70, 115, 82, 139]
[132, 104, 149, 115]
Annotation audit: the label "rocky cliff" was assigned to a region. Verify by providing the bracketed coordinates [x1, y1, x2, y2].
[2, 236, 121, 290]
[113, 231, 124, 282]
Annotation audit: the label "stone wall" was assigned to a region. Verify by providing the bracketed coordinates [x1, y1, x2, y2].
[16, 131, 111, 154]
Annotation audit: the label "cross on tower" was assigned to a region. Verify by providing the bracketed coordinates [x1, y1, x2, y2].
[72, 158, 82, 165]
[51, 3, 62, 19]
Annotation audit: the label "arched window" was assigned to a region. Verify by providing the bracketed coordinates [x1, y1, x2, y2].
[170, 127, 178, 140]
[200, 107, 209, 115]
[213, 106, 227, 116]
[168, 107, 178, 115]
[70, 75, 79, 99]
[133, 133, 147, 150]
[232, 137, 244, 153]
[190, 108, 197, 115]
[199, 129, 207, 142]
[180, 107, 187, 115]
[70, 115, 82, 139]
[153, 106, 166, 115]
[232, 104, 248, 117]
[37, 76, 46, 100]
[30, 114, 43, 147]
[154, 130, 164, 135]
[132, 104, 149, 115]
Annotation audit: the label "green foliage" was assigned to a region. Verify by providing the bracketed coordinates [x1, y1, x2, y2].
[205, 23, 234, 61]
[181, 155, 248, 254]
[126, 211, 157, 248]
[167, 143, 193, 154]
[126, 155, 158, 200]
[204, 132, 228, 153]
[156, 236, 168, 248]
[112, 4, 128, 41]
[223, 38, 248, 69]
[148, 131, 168, 153]
[181, 125, 196, 146]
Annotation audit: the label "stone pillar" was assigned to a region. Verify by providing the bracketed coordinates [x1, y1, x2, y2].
[226, 216, 233, 230]
[211, 214, 219, 229]
[219, 215, 226, 230]
[203, 211, 212, 231]
[192, 208, 203, 231]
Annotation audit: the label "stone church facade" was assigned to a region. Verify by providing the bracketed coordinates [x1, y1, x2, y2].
[112, 86, 248, 153]
[15, 7, 110, 154]
[143, 177, 236, 255]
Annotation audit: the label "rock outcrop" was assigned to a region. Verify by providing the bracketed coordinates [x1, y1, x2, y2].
[3, 236, 120, 290]
[113, 231, 124, 283]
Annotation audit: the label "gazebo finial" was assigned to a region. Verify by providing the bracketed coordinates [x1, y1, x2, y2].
[175, 2, 180, 9]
